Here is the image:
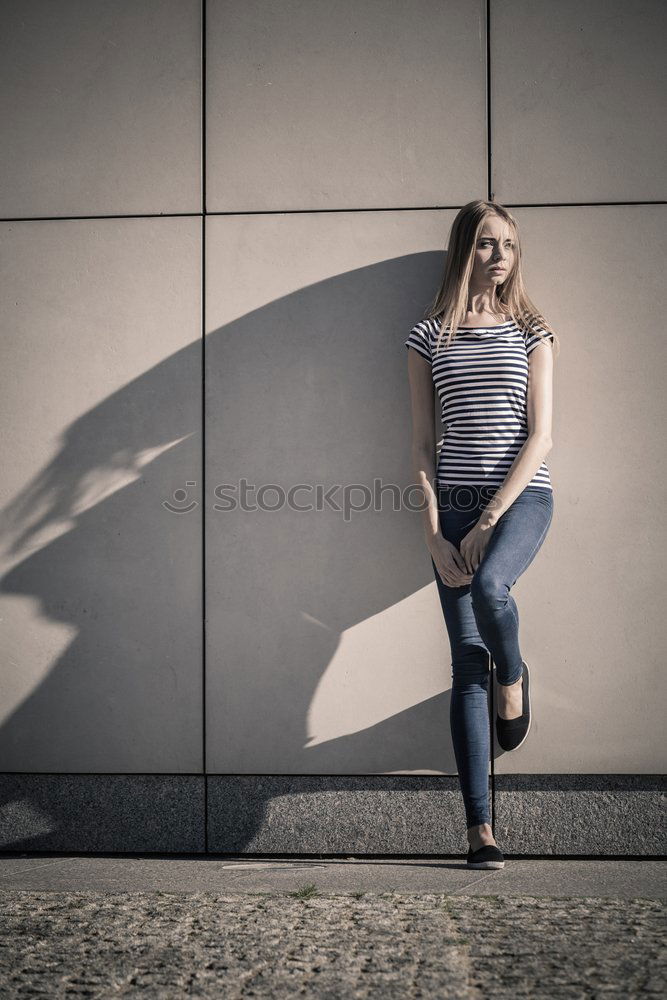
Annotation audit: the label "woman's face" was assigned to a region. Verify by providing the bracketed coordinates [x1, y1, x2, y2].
[471, 218, 516, 287]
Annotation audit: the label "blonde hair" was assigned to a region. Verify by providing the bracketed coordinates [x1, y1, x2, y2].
[425, 199, 560, 358]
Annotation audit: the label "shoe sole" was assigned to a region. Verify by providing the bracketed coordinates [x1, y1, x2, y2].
[466, 860, 505, 869]
[495, 660, 532, 752]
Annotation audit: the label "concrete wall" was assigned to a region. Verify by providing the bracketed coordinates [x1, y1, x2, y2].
[1, 0, 665, 854]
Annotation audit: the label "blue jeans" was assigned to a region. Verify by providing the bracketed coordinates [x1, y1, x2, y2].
[430, 483, 554, 829]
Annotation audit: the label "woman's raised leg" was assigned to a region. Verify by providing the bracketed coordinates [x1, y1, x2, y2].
[470, 487, 554, 686]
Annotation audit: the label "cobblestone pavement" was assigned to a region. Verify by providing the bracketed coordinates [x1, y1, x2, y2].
[0, 889, 664, 998]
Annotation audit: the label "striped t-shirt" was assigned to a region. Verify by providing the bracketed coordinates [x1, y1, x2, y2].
[405, 316, 554, 490]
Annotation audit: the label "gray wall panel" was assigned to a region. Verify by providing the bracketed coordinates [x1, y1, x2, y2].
[206, 0, 487, 211]
[491, 0, 667, 203]
[0, 217, 203, 772]
[205, 210, 466, 773]
[0, 0, 201, 218]
[493, 205, 667, 773]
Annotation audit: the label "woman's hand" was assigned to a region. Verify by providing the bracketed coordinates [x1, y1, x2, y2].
[429, 534, 474, 588]
[459, 517, 497, 574]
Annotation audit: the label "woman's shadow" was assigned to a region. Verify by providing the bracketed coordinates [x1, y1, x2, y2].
[0, 250, 493, 849]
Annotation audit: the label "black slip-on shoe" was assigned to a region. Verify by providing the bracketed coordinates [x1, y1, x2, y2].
[466, 843, 505, 869]
[496, 660, 531, 752]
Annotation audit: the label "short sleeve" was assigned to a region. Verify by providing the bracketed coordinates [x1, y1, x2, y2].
[524, 326, 555, 356]
[404, 319, 433, 364]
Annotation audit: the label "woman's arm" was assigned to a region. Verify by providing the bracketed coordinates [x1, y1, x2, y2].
[479, 338, 554, 528]
[406, 349, 473, 586]
[406, 348, 440, 544]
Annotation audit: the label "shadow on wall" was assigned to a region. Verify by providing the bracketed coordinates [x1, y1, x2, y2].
[0, 250, 492, 849]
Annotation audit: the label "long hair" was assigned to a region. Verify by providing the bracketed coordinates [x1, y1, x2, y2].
[425, 199, 560, 358]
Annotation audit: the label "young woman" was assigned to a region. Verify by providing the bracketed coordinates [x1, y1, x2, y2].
[405, 199, 559, 870]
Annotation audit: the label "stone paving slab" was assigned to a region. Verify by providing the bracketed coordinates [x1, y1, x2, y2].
[1, 855, 665, 899]
[0, 889, 664, 998]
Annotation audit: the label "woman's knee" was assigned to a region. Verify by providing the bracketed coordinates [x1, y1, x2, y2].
[451, 649, 490, 687]
[470, 565, 508, 612]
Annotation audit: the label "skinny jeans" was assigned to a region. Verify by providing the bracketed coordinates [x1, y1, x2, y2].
[431, 483, 554, 829]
